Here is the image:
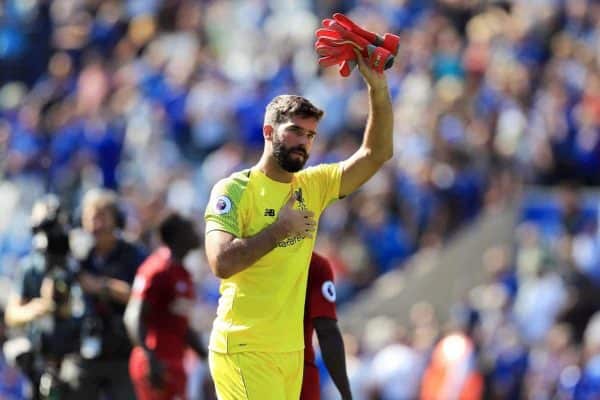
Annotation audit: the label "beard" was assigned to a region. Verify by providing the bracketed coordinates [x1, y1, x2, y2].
[273, 137, 309, 172]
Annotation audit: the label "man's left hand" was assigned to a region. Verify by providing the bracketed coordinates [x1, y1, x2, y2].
[78, 272, 105, 295]
[353, 48, 389, 91]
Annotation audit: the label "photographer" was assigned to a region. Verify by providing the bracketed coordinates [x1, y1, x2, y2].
[4, 194, 81, 399]
[64, 188, 146, 400]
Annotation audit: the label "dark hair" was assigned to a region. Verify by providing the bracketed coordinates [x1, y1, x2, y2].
[264, 95, 324, 126]
[158, 212, 189, 249]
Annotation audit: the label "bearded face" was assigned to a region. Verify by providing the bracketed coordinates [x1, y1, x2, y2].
[272, 133, 309, 172]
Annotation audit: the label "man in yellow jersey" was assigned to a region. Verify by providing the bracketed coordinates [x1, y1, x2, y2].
[204, 50, 392, 399]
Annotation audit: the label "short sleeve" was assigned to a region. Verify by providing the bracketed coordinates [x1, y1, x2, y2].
[13, 261, 28, 299]
[308, 253, 337, 321]
[204, 176, 246, 237]
[131, 269, 167, 307]
[14, 263, 31, 300]
[302, 163, 343, 213]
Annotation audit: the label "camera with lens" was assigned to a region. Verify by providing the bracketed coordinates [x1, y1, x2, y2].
[3, 195, 82, 399]
[29, 196, 82, 360]
[30, 195, 75, 312]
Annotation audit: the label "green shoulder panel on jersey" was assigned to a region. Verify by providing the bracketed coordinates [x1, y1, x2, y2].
[204, 169, 251, 237]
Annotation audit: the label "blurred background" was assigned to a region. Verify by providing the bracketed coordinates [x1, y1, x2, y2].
[0, 0, 599, 398]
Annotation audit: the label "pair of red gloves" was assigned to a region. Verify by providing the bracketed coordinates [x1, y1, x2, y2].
[315, 13, 399, 77]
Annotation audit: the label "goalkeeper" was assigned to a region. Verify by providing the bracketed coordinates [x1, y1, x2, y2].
[204, 13, 394, 400]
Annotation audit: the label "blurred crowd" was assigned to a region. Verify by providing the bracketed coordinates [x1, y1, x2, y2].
[0, 0, 599, 398]
[3, 0, 600, 302]
[321, 186, 600, 399]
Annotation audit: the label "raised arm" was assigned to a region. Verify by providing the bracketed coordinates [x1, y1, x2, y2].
[339, 49, 393, 198]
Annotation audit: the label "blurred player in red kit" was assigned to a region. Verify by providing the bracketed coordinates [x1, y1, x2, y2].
[302, 252, 352, 400]
[124, 212, 208, 400]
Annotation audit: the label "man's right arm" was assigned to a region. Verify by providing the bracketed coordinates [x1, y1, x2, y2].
[205, 228, 284, 280]
[206, 194, 316, 279]
[123, 297, 165, 388]
[5, 295, 53, 327]
[5, 272, 57, 328]
[123, 297, 152, 350]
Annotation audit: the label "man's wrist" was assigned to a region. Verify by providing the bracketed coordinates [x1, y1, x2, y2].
[100, 278, 110, 298]
[368, 83, 389, 93]
[266, 221, 287, 244]
[34, 298, 55, 317]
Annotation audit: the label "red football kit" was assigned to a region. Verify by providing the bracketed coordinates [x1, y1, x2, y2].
[129, 247, 196, 400]
[300, 252, 338, 400]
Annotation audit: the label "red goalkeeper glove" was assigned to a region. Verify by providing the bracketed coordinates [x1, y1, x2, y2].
[318, 19, 394, 68]
[314, 36, 356, 77]
[332, 13, 400, 56]
[315, 20, 394, 76]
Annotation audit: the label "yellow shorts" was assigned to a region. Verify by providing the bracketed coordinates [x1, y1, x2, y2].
[209, 350, 303, 400]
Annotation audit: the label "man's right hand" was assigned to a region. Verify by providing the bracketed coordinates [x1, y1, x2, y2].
[35, 277, 56, 317]
[273, 194, 316, 240]
[29, 298, 54, 319]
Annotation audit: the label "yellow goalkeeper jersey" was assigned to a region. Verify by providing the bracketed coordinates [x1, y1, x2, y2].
[204, 163, 342, 354]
